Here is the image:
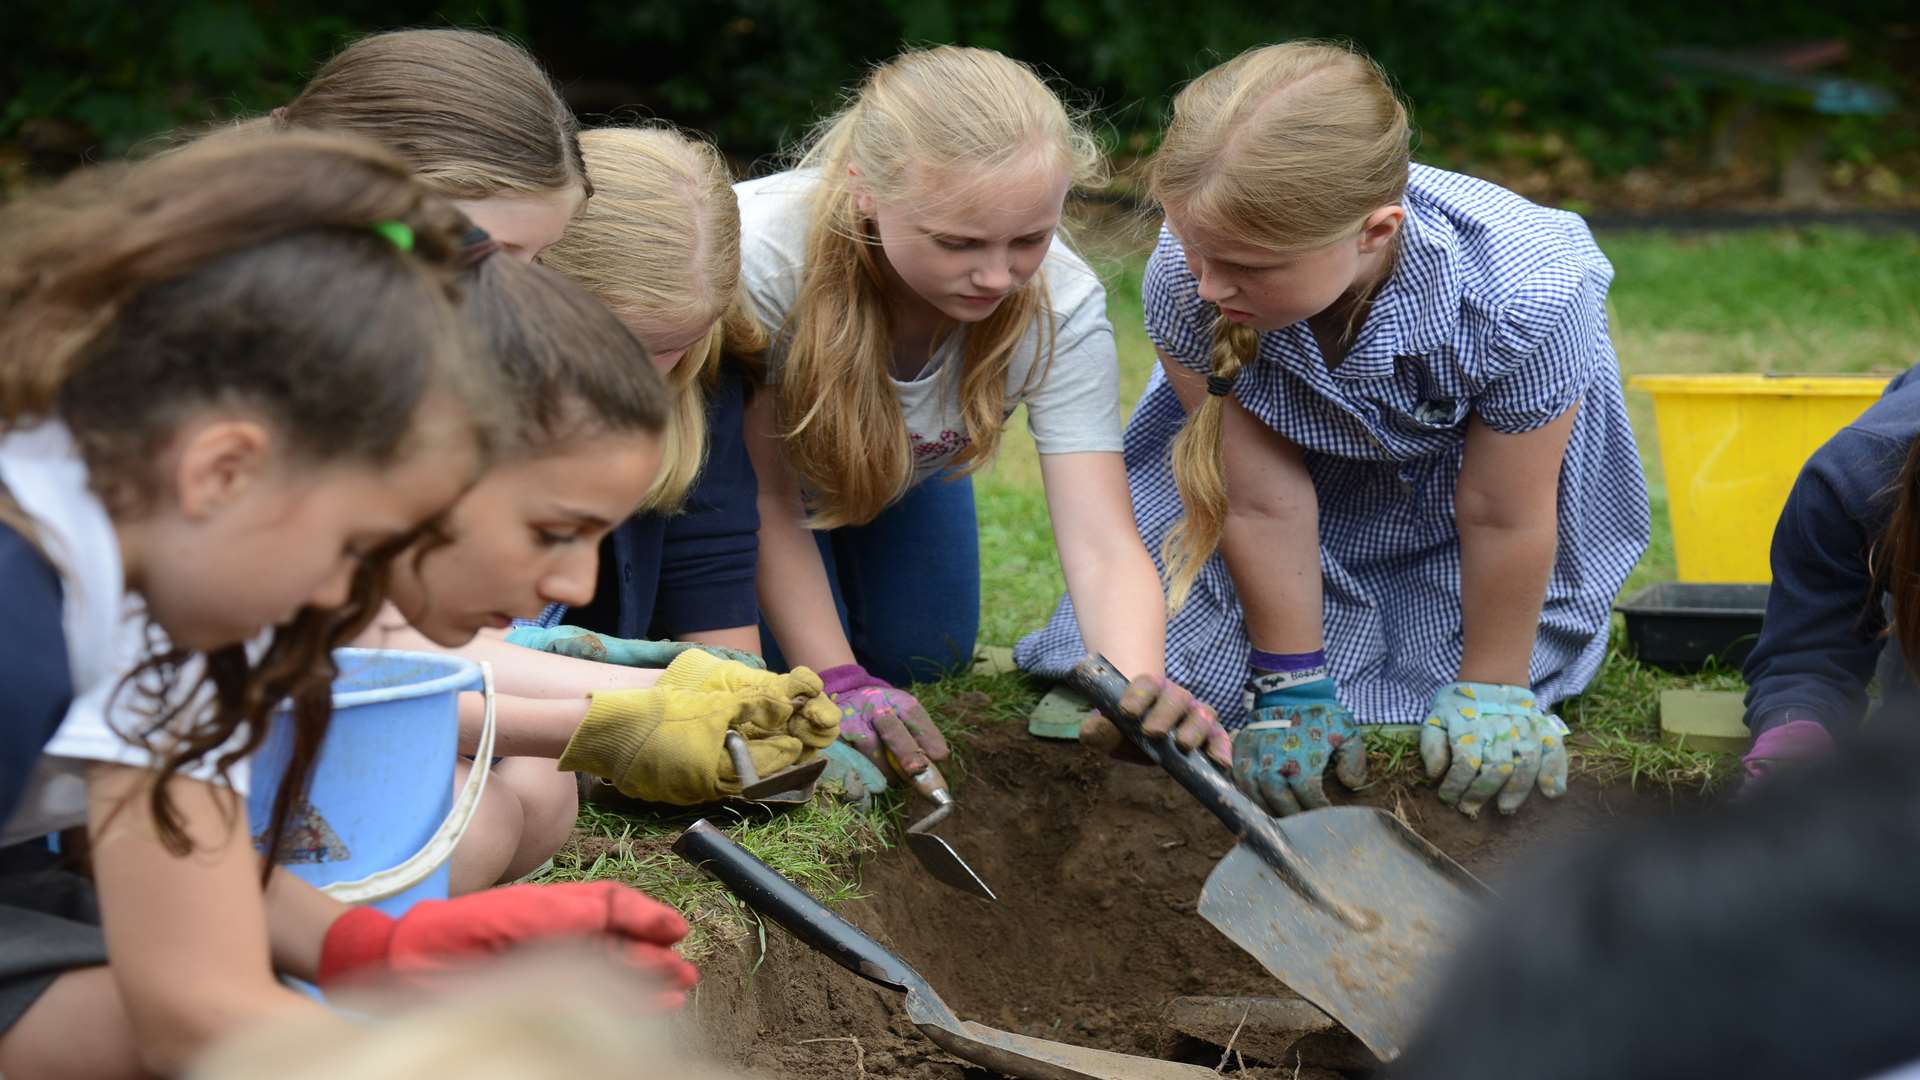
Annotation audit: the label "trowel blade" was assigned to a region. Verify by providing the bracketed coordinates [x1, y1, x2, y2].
[904, 991, 1215, 1080]
[1196, 807, 1484, 1062]
[904, 831, 997, 901]
[738, 755, 829, 803]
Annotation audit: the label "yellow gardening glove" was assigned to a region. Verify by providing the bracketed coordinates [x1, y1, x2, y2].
[654, 651, 841, 753]
[559, 685, 803, 805]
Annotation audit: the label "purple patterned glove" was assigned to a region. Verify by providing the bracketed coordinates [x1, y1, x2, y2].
[1741, 717, 1833, 789]
[818, 664, 949, 777]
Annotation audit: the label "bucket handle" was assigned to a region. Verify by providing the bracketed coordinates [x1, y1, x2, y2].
[318, 660, 498, 905]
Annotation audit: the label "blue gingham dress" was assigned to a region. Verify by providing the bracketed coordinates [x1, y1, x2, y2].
[1016, 165, 1649, 729]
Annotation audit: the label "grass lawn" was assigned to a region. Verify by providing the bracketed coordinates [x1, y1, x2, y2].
[554, 225, 1920, 939]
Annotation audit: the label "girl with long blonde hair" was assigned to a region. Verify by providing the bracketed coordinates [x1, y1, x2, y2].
[1023, 42, 1648, 822]
[740, 46, 1227, 779]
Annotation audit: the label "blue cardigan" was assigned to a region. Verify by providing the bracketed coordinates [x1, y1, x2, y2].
[1743, 364, 1920, 736]
[565, 366, 760, 639]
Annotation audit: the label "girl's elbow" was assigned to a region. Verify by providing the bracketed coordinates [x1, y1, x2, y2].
[1455, 483, 1553, 533]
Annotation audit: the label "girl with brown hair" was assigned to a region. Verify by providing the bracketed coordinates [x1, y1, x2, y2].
[1025, 42, 1648, 821]
[0, 134, 692, 1077]
[740, 46, 1227, 782]
[268, 27, 590, 261]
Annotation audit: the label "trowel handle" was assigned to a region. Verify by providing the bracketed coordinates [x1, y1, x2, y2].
[673, 819, 919, 993]
[724, 732, 761, 787]
[885, 750, 953, 801]
[1066, 655, 1363, 927]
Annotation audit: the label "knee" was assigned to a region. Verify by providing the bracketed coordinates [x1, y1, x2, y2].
[0, 969, 146, 1080]
[512, 764, 579, 863]
[451, 776, 526, 896]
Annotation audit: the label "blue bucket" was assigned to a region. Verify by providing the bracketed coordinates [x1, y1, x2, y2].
[249, 648, 486, 918]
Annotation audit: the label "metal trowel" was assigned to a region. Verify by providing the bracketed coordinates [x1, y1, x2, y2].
[1065, 654, 1491, 1063]
[886, 752, 997, 901]
[674, 819, 1211, 1080]
[724, 732, 828, 805]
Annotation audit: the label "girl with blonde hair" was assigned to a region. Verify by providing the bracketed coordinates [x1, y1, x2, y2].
[521, 125, 768, 656]
[739, 46, 1227, 780]
[1024, 42, 1648, 821]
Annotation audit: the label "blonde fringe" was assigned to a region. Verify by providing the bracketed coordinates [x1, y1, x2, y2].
[1161, 314, 1259, 612]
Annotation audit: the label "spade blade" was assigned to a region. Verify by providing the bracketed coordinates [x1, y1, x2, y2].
[1196, 807, 1483, 1063]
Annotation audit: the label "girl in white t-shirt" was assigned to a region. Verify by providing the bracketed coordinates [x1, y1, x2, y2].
[739, 46, 1228, 781]
[0, 135, 693, 1077]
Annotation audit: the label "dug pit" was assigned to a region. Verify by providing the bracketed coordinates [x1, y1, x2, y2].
[685, 710, 1702, 1079]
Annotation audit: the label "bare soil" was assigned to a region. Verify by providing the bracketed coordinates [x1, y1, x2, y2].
[683, 714, 1704, 1079]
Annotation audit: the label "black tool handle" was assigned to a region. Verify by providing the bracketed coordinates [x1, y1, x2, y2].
[672, 819, 919, 991]
[1066, 654, 1366, 927]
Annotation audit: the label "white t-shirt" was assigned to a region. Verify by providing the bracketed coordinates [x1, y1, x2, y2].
[0, 421, 247, 846]
[735, 170, 1125, 491]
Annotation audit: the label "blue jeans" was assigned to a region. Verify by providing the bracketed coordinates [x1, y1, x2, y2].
[763, 471, 979, 686]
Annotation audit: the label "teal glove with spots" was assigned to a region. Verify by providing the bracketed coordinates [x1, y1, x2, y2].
[505, 624, 766, 671]
[819, 740, 890, 812]
[1419, 681, 1569, 818]
[1231, 676, 1368, 817]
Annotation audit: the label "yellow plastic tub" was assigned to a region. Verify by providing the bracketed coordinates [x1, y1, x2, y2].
[1631, 373, 1890, 583]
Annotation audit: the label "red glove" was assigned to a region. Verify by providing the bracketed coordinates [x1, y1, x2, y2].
[317, 882, 697, 1006]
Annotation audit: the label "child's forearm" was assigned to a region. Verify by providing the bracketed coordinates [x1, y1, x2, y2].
[458, 691, 595, 759]
[1065, 543, 1168, 679]
[1456, 516, 1557, 685]
[754, 507, 855, 670]
[264, 868, 350, 983]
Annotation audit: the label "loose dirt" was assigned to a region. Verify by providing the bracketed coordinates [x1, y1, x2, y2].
[684, 712, 1706, 1079]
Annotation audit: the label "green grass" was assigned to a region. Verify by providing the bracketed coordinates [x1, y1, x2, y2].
[973, 225, 1920, 791]
[560, 227, 1913, 922]
[540, 797, 890, 961]
[541, 672, 1044, 951]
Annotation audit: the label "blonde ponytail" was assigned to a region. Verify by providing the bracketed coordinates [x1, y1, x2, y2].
[1151, 41, 1411, 610]
[775, 46, 1102, 528]
[1162, 316, 1260, 611]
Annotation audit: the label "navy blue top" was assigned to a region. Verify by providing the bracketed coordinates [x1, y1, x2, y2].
[568, 367, 760, 639]
[1743, 364, 1920, 736]
[0, 517, 74, 824]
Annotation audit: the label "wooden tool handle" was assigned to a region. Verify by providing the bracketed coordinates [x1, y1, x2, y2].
[673, 819, 919, 991]
[1066, 655, 1372, 930]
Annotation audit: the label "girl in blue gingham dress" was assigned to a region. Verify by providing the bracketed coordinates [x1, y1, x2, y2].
[1020, 43, 1648, 820]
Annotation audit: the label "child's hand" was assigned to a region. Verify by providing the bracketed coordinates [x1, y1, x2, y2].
[1078, 674, 1233, 770]
[506, 624, 765, 671]
[317, 882, 698, 1007]
[1232, 676, 1366, 816]
[818, 664, 948, 778]
[1419, 682, 1569, 817]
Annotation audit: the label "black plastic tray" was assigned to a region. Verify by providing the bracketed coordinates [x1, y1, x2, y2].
[1615, 582, 1769, 672]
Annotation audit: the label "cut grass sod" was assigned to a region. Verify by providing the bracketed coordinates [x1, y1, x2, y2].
[549, 226, 1909, 938]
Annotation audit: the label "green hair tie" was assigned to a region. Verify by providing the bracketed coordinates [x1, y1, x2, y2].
[370, 220, 415, 252]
